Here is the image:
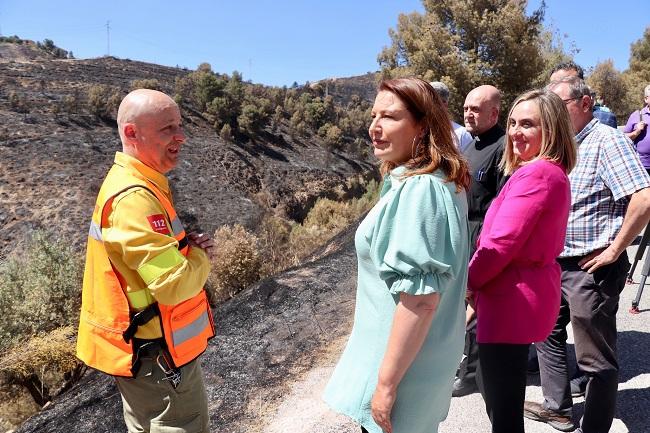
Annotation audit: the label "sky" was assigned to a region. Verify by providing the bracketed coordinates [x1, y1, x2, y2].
[1, 1, 648, 87]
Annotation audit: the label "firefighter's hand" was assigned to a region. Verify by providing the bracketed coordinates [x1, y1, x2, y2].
[188, 232, 214, 259]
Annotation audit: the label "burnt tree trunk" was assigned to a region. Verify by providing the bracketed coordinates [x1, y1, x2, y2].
[21, 373, 51, 407]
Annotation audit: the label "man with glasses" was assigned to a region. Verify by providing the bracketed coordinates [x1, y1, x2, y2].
[524, 76, 650, 432]
[550, 61, 584, 83]
[551, 61, 618, 129]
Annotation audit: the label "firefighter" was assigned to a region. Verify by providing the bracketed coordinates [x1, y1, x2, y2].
[77, 89, 215, 433]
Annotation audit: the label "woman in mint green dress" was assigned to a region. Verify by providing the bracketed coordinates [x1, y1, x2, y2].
[323, 77, 471, 433]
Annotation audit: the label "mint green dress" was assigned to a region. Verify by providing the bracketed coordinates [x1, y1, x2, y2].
[323, 167, 469, 433]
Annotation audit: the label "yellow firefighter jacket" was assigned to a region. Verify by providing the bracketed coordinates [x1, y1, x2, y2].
[77, 152, 214, 377]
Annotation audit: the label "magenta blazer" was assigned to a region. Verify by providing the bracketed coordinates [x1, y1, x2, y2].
[468, 159, 571, 344]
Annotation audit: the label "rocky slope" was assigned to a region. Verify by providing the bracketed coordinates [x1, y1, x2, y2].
[313, 73, 379, 106]
[0, 44, 378, 259]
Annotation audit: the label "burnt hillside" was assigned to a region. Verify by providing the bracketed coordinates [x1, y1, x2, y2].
[16, 216, 360, 433]
[0, 43, 379, 258]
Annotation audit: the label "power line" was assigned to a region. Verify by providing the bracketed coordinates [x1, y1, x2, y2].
[106, 20, 110, 56]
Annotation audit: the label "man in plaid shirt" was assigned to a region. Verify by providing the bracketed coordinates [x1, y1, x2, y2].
[524, 76, 650, 433]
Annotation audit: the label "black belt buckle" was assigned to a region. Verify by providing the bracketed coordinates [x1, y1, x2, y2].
[131, 339, 161, 376]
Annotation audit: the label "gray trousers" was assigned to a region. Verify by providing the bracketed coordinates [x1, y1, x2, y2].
[115, 354, 209, 433]
[536, 252, 629, 433]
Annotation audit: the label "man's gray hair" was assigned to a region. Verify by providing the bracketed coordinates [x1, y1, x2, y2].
[644, 84, 650, 97]
[547, 76, 591, 100]
[429, 81, 450, 102]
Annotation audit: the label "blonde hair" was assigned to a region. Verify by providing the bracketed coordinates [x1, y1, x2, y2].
[378, 77, 471, 191]
[501, 89, 577, 175]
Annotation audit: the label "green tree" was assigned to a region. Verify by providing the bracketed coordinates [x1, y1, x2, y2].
[586, 60, 628, 117]
[225, 71, 245, 102]
[272, 105, 285, 130]
[205, 71, 246, 131]
[622, 27, 650, 118]
[289, 110, 307, 136]
[197, 62, 213, 73]
[378, 0, 548, 120]
[320, 123, 344, 149]
[42, 39, 55, 52]
[238, 100, 272, 135]
[220, 124, 233, 142]
[627, 27, 650, 83]
[38, 38, 70, 58]
[174, 75, 195, 105]
[130, 78, 161, 91]
[207, 95, 238, 130]
[532, 26, 576, 87]
[194, 72, 226, 111]
[87, 85, 121, 119]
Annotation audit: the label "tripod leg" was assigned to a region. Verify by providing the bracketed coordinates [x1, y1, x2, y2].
[630, 245, 650, 314]
[628, 224, 650, 284]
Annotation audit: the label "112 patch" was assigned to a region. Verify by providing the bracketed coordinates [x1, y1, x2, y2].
[147, 214, 171, 235]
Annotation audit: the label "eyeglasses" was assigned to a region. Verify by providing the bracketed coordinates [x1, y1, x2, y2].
[562, 97, 580, 105]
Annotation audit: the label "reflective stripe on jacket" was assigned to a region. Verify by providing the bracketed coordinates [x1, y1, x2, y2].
[77, 153, 214, 377]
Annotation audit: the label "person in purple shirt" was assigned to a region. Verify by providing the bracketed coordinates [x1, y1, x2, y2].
[467, 89, 577, 433]
[624, 84, 650, 173]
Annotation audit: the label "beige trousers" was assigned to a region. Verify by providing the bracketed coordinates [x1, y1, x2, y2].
[115, 354, 209, 433]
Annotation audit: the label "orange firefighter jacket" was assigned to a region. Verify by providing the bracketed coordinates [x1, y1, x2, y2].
[77, 152, 214, 377]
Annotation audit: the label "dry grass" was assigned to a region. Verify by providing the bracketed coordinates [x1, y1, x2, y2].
[208, 224, 262, 303]
[206, 177, 380, 300]
[286, 177, 379, 261]
[0, 326, 80, 380]
[0, 326, 81, 428]
[264, 177, 379, 274]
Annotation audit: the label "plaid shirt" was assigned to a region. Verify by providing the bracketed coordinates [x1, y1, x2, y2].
[562, 118, 650, 257]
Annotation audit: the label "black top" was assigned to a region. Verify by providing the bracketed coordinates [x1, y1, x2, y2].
[463, 124, 506, 249]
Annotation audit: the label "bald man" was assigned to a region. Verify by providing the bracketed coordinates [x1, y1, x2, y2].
[77, 89, 214, 433]
[452, 85, 507, 397]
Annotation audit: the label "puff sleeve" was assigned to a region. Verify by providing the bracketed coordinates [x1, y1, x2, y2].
[368, 174, 467, 296]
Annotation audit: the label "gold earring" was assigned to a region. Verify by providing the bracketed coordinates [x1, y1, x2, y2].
[412, 136, 423, 160]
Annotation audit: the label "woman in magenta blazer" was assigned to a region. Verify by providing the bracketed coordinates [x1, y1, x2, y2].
[467, 89, 577, 433]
